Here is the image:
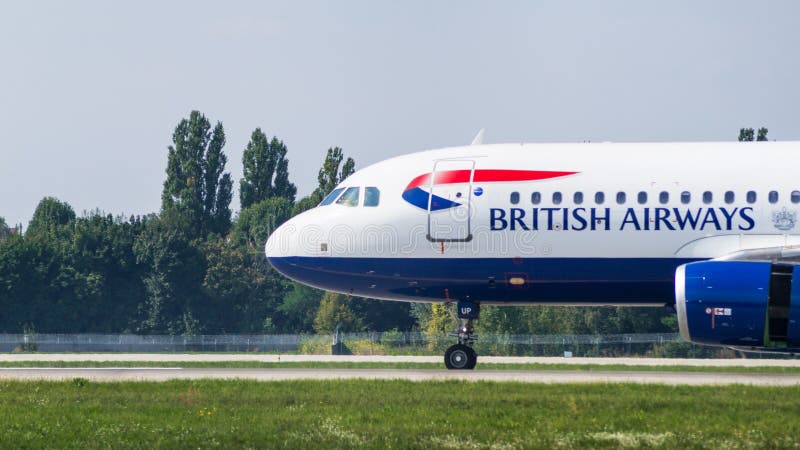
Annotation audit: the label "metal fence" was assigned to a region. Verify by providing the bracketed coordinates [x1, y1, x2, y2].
[0, 332, 718, 357]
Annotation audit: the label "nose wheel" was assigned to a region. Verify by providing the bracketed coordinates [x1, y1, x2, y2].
[445, 343, 477, 369]
[444, 301, 479, 370]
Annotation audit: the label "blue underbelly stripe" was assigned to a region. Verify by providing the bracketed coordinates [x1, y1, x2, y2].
[268, 256, 702, 305]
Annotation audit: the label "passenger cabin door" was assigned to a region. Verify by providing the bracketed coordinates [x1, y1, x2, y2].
[427, 159, 475, 242]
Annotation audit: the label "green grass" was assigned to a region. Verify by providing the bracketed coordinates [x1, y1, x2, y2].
[0, 380, 799, 449]
[3, 360, 800, 373]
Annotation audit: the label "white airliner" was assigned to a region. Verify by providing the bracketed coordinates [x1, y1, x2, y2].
[266, 140, 800, 369]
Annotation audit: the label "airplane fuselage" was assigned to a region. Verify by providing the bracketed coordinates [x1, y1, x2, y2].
[266, 141, 800, 307]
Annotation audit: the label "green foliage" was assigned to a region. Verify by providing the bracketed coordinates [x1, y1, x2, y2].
[290, 195, 321, 216]
[0, 203, 148, 333]
[317, 147, 353, 194]
[133, 211, 204, 334]
[292, 147, 356, 216]
[739, 127, 768, 142]
[0, 216, 10, 241]
[424, 304, 457, 335]
[162, 111, 233, 238]
[313, 292, 364, 333]
[240, 129, 297, 208]
[411, 304, 674, 340]
[0, 113, 449, 336]
[277, 283, 324, 333]
[26, 197, 76, 236]
[232, 197, 293, 251]
[349, 297, 415, 331]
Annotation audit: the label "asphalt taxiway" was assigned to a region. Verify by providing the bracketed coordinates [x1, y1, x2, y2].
[2, 353, 800, 385]
[2, 354, 800, 366]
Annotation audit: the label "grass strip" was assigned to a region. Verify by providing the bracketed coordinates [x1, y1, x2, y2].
[2, 360, 800, 373]
[0, 379, 799, 449]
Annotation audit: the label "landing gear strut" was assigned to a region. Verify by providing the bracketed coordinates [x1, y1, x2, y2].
[444, 301, 479, 370]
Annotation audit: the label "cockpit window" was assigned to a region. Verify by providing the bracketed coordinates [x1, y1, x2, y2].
[336, 187, 360, 206]
[364, 187, 380, 207]
[319, 187, 345, 206]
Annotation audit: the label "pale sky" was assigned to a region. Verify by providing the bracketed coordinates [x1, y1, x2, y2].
[1, 1, 799, 227]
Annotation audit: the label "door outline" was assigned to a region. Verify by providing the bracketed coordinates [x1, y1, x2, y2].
[426, 159, 475, 243]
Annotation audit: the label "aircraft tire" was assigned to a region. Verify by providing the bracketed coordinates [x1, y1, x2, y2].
[465, 346, 477, 369]
[444, 344, 476, 370]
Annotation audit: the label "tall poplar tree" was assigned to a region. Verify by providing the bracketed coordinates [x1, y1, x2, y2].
[239, 129, 297, 208]
[0, 217, 8, 241]
[738, 127, 768, 142]
[162, 111, 233, 237]
[292, 147, 356, 215]
[317, 147, 355, 195]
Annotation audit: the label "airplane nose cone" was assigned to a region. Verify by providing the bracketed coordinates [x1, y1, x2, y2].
[265, 222, 291, 275]
[264, 209, 333, 289]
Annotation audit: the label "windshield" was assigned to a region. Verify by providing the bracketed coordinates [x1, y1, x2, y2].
[336, 187, 360, 206]
[319, 188, 345, 206]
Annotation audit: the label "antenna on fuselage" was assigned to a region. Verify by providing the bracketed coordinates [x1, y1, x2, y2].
[470, 129, 485, 146]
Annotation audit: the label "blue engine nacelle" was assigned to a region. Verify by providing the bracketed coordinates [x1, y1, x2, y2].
[675, 261, 800, 351]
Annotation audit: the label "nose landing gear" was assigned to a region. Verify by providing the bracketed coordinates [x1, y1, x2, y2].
[444, 301, 479, 370]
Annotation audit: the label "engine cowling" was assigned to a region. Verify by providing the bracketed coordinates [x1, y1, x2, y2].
[675, 260, 800, 351]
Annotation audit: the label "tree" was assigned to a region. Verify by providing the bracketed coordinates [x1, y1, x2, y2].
[233, 198, 293, 251]
[293, 147, 356, 215]
[739, 127, 768, 142]
[424, 303, 457, 335]
[0, 217, 9, 241]
[162, 111, 233, 238]
[240, 129, 297, 208]
[276, 282, 324, 332]
[27, 197, 76, 236]
[317, 147, 355, 194]
[225, 197, 294, 333]
[133, 211, 205, 334]
[350, 297, 415, 331]
[312, 291, 364, 333]
[202, 235, 287, 333]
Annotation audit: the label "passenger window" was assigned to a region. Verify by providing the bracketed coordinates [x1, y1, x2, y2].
[573, 192, 583, 204]
[793, 191, 800, 204]
[702, 191, 712, 204]
[531, 192, 541, 205]
[724, 191, 734, 204]
[553, 192, 562, 205]
[659, 191, 669, 204]
[769, 191, 779, 204]
[595, 192, 605, 204]
[616, 192, 626, 204]
[320, 187, 345, 206]
[746, 191, 757, 203]
[364, 187, 380, 207]
[681, 191, 691, 204]
[336, 187, 360, 206]
[510, 192, 520, 205]
[637, 191, 647, 205]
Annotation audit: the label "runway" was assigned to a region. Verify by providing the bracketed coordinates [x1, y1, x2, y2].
[2, 367, 800, 385]
[2, 354, 800, 366]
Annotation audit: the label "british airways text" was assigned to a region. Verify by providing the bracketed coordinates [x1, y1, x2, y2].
[489, 207, 756, 231]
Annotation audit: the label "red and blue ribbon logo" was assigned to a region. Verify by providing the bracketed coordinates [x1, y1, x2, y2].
[402, 169, 577, 210]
